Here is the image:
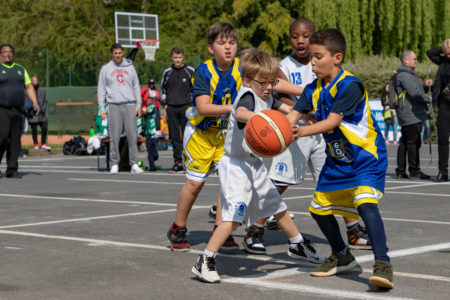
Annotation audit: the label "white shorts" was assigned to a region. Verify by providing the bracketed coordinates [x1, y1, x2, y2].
[269, 134, 326, 185]
[219, 155, 287, 225]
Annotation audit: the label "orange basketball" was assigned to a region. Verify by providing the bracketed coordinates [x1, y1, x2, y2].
[245, 110, 293, 157]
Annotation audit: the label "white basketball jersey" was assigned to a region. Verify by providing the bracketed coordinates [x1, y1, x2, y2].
[279, 55, 316, 102]
[224, 86, 273, 161]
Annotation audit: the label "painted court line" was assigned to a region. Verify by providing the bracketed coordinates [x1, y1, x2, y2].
[0, 209, 178, 229]
[68, 178, 220, 186]
[223, 277, 414, 300]
[287, 211, 450, 225]
[385, 182, 442, 190]
[386, 191, 450, 198]
[0, 193, 209, 208]
[0, 228, 448, 285]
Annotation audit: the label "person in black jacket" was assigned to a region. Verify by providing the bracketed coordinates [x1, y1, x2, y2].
[0, 44, 40, 179]
[160, 46, 194, 172]
[427, 39, 450, 182]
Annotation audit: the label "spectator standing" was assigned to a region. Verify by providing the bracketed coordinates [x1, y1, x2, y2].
[160, 47, 194, 172]
[97, 43, 143, 174]
[0, 44, 40, 178]
[427, 39, 450, 182]
[394, 50, 432, 180]
[381, 83, 398, 144]
[28, 76, 51, 151]
[141, 78, 163, 131]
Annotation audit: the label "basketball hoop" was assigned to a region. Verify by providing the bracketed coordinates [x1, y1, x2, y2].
[137, 39, 159, 61]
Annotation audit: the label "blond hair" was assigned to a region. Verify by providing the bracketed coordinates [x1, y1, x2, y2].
[238, 48, 279, 80]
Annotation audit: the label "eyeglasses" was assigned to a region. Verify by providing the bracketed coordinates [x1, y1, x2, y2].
[252, 78, 278, 89]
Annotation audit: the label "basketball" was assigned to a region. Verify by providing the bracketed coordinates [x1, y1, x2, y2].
[245, 110, 293, 157]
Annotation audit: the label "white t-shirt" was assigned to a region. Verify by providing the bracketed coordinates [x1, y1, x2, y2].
[279, 55, 316, 103]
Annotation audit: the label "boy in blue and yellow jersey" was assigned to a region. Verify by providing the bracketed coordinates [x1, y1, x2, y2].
[279, 29, 393, 289]
[167, 23, 243, 252]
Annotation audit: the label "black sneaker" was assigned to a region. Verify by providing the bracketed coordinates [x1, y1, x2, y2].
[168, 162, 186, 174]
[167, 224, 190, 252]
[191, 254, 220, 283]
[6, 172, 22, 179]
[369, 260, 394, 289]
[243, 226, 266, 255]
[347, 224, 372, 250]
[288, 238, 325, 264]
[410, 171, 431, 180]
[394, 168, 408, 179]
[208, 204, 217, 219]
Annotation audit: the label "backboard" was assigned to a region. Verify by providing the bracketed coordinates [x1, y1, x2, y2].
[114, 12, 159, 48]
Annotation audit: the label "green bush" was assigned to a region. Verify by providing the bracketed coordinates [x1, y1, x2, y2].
[343, 55, 438, 98]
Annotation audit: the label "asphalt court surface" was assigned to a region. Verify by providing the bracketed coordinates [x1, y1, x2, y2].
[0, 145, 449, 299]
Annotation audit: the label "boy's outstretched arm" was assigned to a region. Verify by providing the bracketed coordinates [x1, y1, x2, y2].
[196, 95, 233, 117]
[294, 112, 343, 141]
[271, 78, 304, 96]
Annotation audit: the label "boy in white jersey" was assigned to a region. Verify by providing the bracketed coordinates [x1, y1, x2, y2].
[191, 48, 325, 283]
[243, 19, 370, 255]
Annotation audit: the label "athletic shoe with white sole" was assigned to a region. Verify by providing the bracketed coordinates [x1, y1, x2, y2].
[192, 254, 220, 283]
[131, 164, 144, 173]
[243, 225, 266, 255]
[110, 164, 119, 174]
[347, 224, 372, 250]
[288, 239, 325, 264]
[369, 260, 394, 289]
[41, 144, 51, 151]
[208, 204, 217, 219]
[310, 248, 358, 277]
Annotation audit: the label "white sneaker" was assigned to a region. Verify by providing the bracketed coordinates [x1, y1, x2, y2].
[191, 254, 220, 283]
[288, 239, 325, 264]
[110, 165, 119, 174]
[131, 164, 144, 173]
[41, 144, 51, 151]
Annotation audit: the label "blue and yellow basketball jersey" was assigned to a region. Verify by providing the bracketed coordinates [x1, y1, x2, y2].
[186, 58, 243, 130]
[302, 69, 387, 192]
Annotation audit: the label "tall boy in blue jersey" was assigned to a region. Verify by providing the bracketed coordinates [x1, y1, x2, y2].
[167, 23, 242, 252]
[281, 29, 393, 289]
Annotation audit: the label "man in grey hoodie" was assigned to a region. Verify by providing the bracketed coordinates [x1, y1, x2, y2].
[394, 50, 432, 180]
[97, 43, 143, 174]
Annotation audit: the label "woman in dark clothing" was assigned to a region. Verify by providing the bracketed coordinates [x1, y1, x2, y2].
[427, 39, 450, 182]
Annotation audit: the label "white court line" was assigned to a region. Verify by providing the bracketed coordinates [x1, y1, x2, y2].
[0, 227, 448, 285]
[0, 228, 446, 298]
[0, 193, 211, 208]
[0, 209, 178, 229]
[283, 195, 313, 200]
[1, 193, 447, 226]
[385, 182, 444, 190]
[68, 178, 219, 186]
[222, 277, 414, 300]
[287, 211, 450, 225]
[386, 191, 450, 197]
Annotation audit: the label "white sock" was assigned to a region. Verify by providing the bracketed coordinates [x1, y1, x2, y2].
[254, 223, 264, 228]
[289, 234, 304, 245]
[203, 249, 216, 258]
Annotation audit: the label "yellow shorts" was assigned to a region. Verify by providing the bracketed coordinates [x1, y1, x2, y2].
[309, 186, 383, 219]
[183, 123, 225, 182]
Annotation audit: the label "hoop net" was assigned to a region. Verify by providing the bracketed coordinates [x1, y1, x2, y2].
[137, 40, 159, 61]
